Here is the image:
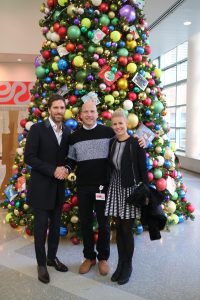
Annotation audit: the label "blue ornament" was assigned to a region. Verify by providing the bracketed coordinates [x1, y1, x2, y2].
[65, 118, 78, 130]
[147, 142, 153, 149]
[105, 41, 112, 48]
[42, 92, 47, 98]
[136, 225, 143, 234]
[60, 226, 68, 236]
[119, 41, 125, 48]
[139, 69, 145, 76]
[179, 189, 186, 198]
[178, 215, 184, 223]
[145, 109, 152, 116]
[74, 90, 80, 96]
[136, 46, 144, 55]
[51, 49, 58, 56]
[127, 129, 133, 135]
[164, 160, 171, 169]
[58, 59, 68, 71]
[97, 119, 103, 125]
[88, 8, 94, 14]
[65, 189, 71, 198]
[155, 124, 161, 131]
[108, 25, 114, 31]
[18, 134, 24, 142]
[142, 33, 147, 40]
[146, 157, 153, 170]
[45, 76, 52, 84]
[155, 113, 160, 119]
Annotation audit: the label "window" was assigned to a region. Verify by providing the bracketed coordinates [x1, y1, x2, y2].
[158, 42, 188, 152]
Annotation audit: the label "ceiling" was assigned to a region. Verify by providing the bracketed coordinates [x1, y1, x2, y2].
[0, 0, 199, 63]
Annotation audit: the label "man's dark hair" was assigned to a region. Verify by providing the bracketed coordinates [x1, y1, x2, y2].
[48, 94, 66, 108]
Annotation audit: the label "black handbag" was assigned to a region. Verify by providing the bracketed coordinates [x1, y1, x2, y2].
[125, 144, 149, 208]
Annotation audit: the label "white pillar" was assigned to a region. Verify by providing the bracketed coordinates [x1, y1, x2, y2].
[186, 33, 200, 158]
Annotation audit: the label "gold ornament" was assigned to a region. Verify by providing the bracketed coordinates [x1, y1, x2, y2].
[117, 78, 128, 90]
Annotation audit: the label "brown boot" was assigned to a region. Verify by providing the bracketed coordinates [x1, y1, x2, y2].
[79, 259, 96, 274]
[98, 260, 109, 276]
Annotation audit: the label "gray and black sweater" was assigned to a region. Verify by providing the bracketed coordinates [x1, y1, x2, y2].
[67, 124, 115, 187]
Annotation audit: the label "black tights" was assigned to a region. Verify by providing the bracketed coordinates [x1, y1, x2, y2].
[115, 218, 135, 262]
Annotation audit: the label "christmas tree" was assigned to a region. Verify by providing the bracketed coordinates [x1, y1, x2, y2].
[0, 0, 195, 243]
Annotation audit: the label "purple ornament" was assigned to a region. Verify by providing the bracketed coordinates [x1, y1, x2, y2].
[74, 18, 80, 26]
[119, 5, 136, 23]
[87, 74, 94, 81]
[34, 57, 41, 67]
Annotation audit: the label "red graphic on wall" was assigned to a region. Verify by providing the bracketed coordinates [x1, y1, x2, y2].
[0, 81, 34, 105]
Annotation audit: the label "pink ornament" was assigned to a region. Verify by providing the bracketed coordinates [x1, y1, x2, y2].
[148, 172, 154, 182]
[186, 204, 195, 213]
[156, 178, 167, 191]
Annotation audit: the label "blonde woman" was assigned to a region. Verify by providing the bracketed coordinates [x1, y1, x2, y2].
[105, 109, 149, 285]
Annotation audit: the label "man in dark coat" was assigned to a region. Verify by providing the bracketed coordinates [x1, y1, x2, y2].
[24, 94, 71, 284]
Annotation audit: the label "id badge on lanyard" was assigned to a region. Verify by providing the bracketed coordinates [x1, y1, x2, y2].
[95, 185, 105, 201]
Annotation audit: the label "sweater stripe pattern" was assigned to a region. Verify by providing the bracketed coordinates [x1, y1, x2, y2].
[67, 124, 114, 186]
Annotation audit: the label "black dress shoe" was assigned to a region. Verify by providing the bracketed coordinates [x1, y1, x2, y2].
[37, 266, 50, 284]
[47, 257, 68, 272]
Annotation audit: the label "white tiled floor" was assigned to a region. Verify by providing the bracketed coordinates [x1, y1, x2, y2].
[0, 169, 200, 300]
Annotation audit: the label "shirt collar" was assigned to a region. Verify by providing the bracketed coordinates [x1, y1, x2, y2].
[49, 117, 62, 131]
[83, 123, 97, 130]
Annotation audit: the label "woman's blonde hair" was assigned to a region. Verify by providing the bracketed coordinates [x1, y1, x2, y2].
[111, 108, 128, 121]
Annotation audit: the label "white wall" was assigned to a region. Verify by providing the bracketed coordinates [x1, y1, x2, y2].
[0, 62, 36, 81]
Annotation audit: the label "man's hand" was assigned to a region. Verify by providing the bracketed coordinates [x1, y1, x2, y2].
[54, 166, 68, 180]
[134, 134, 146, 148]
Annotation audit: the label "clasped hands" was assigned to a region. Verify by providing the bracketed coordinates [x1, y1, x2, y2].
[54, 166, 69, 180]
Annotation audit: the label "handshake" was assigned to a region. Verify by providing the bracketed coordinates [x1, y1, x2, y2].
[54, 166, 69, 180]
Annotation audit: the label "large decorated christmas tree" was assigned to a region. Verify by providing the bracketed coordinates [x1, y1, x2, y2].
[0, 0, 195, 243]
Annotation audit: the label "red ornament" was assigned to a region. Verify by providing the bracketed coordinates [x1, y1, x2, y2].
[63, 203, 71, 213]
[9, 220, 18, 228]
[58, 27, 67, 37]
[34, 108, 41, 117]
[71, 195, 78, 206]
[143, 97, 152, 106]
[42, 50, 51, 60]
[77, 44, 84, 51]
[148, 79, 155, 87]
[110, 84, 116, 91]
[53, 22, 60, 32]
[98, 58, 106, 66]
[156, 178, 167, 191]
[49, 82, 56, 89]
[145, 45, 151, 55]
[186, 204, 195, 213]
[71, 236, 80, 245]
[148, 172, 154, 182]
[99, 3, 109, 12]
[128, 92, 137, 101]
[93, 232, 99, 243]
[118, 56, 128, 66]
[47, 0, 55, 8]
[66, 42, 76, 52]
[69, 95, 77, 105]
[101, 111, 112, 120]
[101, 26, 109, 34]
[133, 53, 142, 63]
[26, 227, 33, 236]
[20, 118, 27, 128]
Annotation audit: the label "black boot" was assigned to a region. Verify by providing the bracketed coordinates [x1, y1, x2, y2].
[111, 226, 124, 282]
[117, 260, 132, 285]
[111, 260, 123, 282]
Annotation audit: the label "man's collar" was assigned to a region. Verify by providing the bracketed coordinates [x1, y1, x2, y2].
[83, 123, 97, 130]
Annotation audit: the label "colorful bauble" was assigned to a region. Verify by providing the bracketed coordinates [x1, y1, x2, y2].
[67, 25, 81, 40]
[119, 5, 136, 23]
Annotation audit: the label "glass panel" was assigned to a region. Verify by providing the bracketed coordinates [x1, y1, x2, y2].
[177, 61, 187, 81]
[166, 107, 176, 127]
[177, 83, 187, 105]
[153, 58, 159, 68]
[163, 86, 176, 106]
[179, 129, 186, 150]
[161, 66, 176, 86]
[160, 48, 176, 69]
[177, 42, 188, 62]
[169, 128, 175, 142]
[176, 106, 186, 127]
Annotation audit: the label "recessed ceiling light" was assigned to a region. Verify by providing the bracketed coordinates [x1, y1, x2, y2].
[184, 21, 191, 26]
[17, 58, 22, 62]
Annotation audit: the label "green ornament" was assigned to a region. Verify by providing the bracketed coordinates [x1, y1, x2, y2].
[110, 4, 118, 11]
[67, 25, 81, 40]
[88, 45, 96, 53]
[75, 70, 87, 82]
[153, 100, 164, 114]
[15, 201, 21, 208]
[87, 31, 94, 39]
[119, 90, 127, 98]
[99, 14, 110, 26]
[111, 17, 119, 26]
[117, 48, 129, 57]
[111, 66, 117, 73]
[153, 169, 163, 179]
[81, 26, 87, 33]
[172, 192, 179, 201]
[134, 86, 140, 93]
[60, 20, 67, 26]
[52, 11, 61, 21]
[35, 66, 46, 78]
